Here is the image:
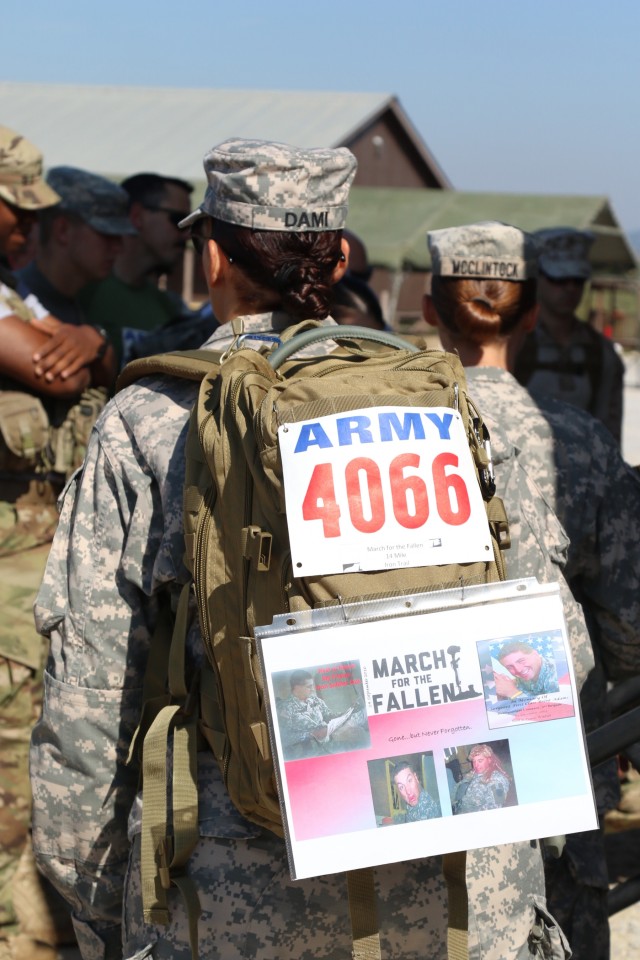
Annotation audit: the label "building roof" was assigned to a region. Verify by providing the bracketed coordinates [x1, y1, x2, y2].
[0, 81, 449, 187]
[346, 188, 638, 275]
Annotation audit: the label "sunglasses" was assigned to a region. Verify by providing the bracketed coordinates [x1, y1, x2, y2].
[190, 221, 210, 256]
[143, 205, 187, 228]
[190, 221, 242, 267]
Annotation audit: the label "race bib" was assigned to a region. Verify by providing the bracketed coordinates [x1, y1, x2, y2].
[279, 406, 492, 577]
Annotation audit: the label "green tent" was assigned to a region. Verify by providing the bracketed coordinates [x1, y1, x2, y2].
[346, 188, 637, 276]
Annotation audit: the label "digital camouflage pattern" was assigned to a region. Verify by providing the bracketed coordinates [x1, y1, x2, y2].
[276, 693, 335, 758]
[0, 280, 80, 955]
[428, 222, 538, 282]
[454, 771, 510, 815]
[465, 367, 640, 685]
[30, 313, 578, 959]
[0, 126, 60, 211]
[0, 535, 72, 955]
[394, 789, 441, 823]
[180, 139, 357, 232]
[45, 167, 136, 237]
[0, 544, 48, 939]
[511, 655, 559, 698]
[466, 365, 640, 960]
[544, 832, 609, 960]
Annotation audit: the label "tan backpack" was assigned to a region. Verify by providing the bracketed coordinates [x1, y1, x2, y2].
[120, 321, 510, 960]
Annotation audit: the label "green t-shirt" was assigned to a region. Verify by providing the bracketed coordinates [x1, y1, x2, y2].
[81, 276, 184, 366]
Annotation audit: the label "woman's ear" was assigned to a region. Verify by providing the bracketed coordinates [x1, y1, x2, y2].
[522, 303, 539, 333]
[331, 237, 350, 284]
[203, 239, 225, 291]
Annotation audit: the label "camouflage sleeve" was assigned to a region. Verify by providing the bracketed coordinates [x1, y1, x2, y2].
[592, 341, 624, 444]
[499, 453, 594, 693]
[425, 793, 441, 819]
[29, 410, 166, 959]
[466, 842, 564, 960]
[569, 431, 640, 681]
[276, 696, 332, 747]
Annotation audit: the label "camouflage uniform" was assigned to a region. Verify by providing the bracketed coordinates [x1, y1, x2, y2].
[466, 364, 640, 960]
[0, 282, 81, 956]
[30, 146, 579, 959]
[515, 227, 624, 443]
[511, 655, 559, 697]
[515, 321, 624, 442]
[29, 312, 586, 960]
[394, 789, 441, 823]
[454, 772, 510, 815]
[428, 220, 615, 960]
[0, 127, 83, 959]
[276, 693, 336, 757]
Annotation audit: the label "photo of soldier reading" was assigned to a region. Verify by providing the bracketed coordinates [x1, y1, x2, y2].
[273, 661, 370, 761]
[477, 629, 575, 729]
[449, 740, 518, 815]
[368, 752, 442, 827]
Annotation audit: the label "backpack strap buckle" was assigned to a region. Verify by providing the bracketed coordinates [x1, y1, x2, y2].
[241, 525, 272, 571]
[487, 497, 511, 550]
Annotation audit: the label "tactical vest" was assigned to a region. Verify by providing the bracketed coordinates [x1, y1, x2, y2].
[0, 376, 107, 485]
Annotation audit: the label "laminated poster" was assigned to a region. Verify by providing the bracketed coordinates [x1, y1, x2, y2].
[256, 579, 597, 880]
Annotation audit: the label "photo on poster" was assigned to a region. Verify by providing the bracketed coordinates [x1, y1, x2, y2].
[368, 751, 442, 827]
[447, 740, 518, 815]
[477, 630, 575, 728]
[272, 660, 371, 761]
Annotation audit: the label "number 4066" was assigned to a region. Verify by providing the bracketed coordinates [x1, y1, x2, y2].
[301, 452, 471, 538]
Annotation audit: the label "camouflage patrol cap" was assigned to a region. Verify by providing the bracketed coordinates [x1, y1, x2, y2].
[45, 166, 136, 235]
[534, 227, 594, 280]
[0, 125, 60, 211]
[180, 138, 357, 232]
[428, 221, 538, 281]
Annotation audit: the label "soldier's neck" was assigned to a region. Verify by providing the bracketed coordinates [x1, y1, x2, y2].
[538, 308, 577, 346]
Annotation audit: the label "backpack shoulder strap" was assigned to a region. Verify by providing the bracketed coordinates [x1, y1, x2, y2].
[514, 331, 538, 386]
[580, 323, 605, 416]
[116, 349, 223, 392]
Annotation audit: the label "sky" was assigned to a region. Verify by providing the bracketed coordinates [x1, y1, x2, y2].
[5, 0, 640, 235]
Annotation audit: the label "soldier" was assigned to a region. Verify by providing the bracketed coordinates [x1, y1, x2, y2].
[0, 127, 117, 960]
[81, 172, 193, 366]
[391, 762, 441, 822]
[277, 670, 340, 758]
[453, 745, 511, 816]
[495, 640, 559, 699]
[424, 220, 640, 960]
[515, 227, 624, 442]
[29, 141, 583, 959]
[18, 166, 134, 373]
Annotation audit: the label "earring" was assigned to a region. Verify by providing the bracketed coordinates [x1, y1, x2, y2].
[340, 253, 346, 262]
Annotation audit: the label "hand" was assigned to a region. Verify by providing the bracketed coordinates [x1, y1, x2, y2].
[33, 323, 106, 381]
[30, 314, 63, 336]
[494, 673, 521, 699]
[310, 725, 328, 741]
